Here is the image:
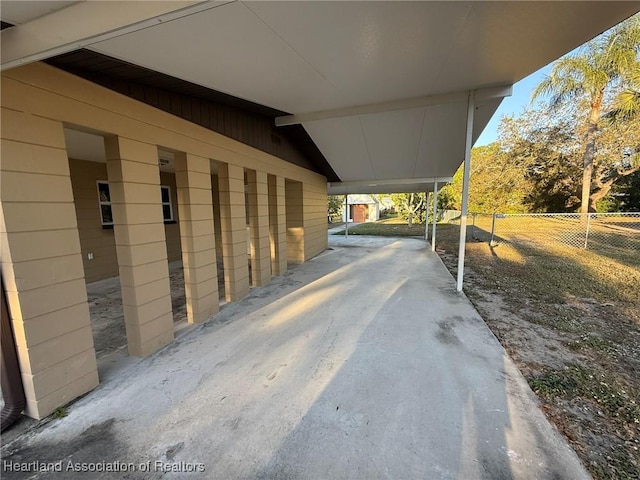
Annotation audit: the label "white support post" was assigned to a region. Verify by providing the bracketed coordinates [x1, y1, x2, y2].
[431, 181, 438, 252]
[344, 194, 348, 237]
[424, 191, 430, 240]
[456, 92, 475, 292]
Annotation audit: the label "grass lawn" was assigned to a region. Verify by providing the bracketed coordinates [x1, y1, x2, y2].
[336, 218, 640, 479]
[331, 217, 427, 236]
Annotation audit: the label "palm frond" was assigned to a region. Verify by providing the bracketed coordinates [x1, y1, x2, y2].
[531, 57, 588, 107]
[609, 90, 640, 120]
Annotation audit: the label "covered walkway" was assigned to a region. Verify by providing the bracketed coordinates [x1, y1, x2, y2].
[2, 0, 637, 420]
[1, 237, 588, 479]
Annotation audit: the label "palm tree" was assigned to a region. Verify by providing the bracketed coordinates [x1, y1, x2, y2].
[610, 67, 640, 120]
[532, 15, 640, 212]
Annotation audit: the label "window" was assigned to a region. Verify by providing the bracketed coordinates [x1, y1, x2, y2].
[97, 182, 174, 226]
[160, 185, 174, 222]
[97, 181, 113, 226]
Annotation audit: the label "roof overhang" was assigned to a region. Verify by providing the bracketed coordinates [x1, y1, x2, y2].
[2, 1, 637, 193]
[0, 1, 221, 70]
[328, 177, 452, 196]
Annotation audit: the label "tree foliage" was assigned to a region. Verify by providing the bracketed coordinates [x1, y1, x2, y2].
[499, 108, 583, 212]
[327, 195, 344, 220]
[610, 67, 640, 120]
[390, 193, 426, 225]
[531, 15, 640, 212]
[609, 170, 640, 212]
[438, 144, 530, 213]
[438, 97, 640, 213]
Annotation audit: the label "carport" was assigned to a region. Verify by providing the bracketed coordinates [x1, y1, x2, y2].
[1, 0, 638, 465]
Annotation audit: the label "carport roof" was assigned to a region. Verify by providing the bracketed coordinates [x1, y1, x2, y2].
[2, 1, 638, 193]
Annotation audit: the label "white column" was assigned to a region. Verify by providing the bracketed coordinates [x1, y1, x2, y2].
[424, 191, 430, 240]
[344, 194, 348, 237]
[431, 181, 438, 252]
[456, 92, 475, 292]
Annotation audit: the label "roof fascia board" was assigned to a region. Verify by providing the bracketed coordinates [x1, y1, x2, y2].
[328, 177, 453, 195]
[1, 1, 226, 71]
[275, 86, 512, 127]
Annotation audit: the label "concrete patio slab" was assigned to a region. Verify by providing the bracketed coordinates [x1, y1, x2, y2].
[1, 236, 589, 479]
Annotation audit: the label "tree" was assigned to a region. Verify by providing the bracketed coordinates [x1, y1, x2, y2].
[588, 113, 640, 208]
[437, 171, 462, 211]
[437, 143, 530, 213]
[327, 195, 344, 222]
[532, 15, 640, 212]
[497, 102, 640, 212]
[390, 193, 426, 225]
[499, 109, 583, 212]
[464, 143, 529, 213]
[610, 170, 640, 211]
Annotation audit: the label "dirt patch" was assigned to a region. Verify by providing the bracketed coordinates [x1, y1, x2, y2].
[86, 262, 189, 358]
[435, 224, 640, 479]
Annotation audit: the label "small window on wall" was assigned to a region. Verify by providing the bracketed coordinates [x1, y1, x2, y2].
[97, 182, 174, 226]
[97, 181, 113, 226]
[160, 185, 174, 222]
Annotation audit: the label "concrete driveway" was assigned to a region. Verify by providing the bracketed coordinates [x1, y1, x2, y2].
[1, 236, 589, 479]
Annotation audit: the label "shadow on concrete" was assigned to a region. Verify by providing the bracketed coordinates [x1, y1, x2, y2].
[0, 237, 589, 479]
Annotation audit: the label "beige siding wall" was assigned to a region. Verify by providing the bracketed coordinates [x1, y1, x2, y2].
[104, 136, 174, 357]
[174, 153, 219, 323]
[285, 180, 304, 264]
[1, 62, 328, 418]
[247, 170, 271, 286]
[303, 181, 329, 260]
[283, 176, 328, 263]
[218, 163, 250, 301]
[268, 175, 287, 276]
[0, 111, 98, 419]
[2, 64, 328, 188]
[69, 160, 182, 283]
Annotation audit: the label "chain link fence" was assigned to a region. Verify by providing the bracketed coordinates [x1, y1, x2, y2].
[458, 212, 640, 256]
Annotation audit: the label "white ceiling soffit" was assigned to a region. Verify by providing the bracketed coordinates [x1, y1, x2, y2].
[0, 1, 226, 70]
[301, 92, 503, 183]
[86, 2, 638, 112]
[0, 1, 80, 25]
[64, 128, 105, 163]
[83, 1, 637, 190]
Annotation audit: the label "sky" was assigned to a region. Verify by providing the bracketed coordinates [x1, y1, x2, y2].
[475, 64, 552, 146]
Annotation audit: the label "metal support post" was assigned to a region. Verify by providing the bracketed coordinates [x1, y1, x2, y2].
[431, 181, 438, 251]
[456, 92, 475, 292]
[424, 191, 430, 240]
[344, 194, 348, 237]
